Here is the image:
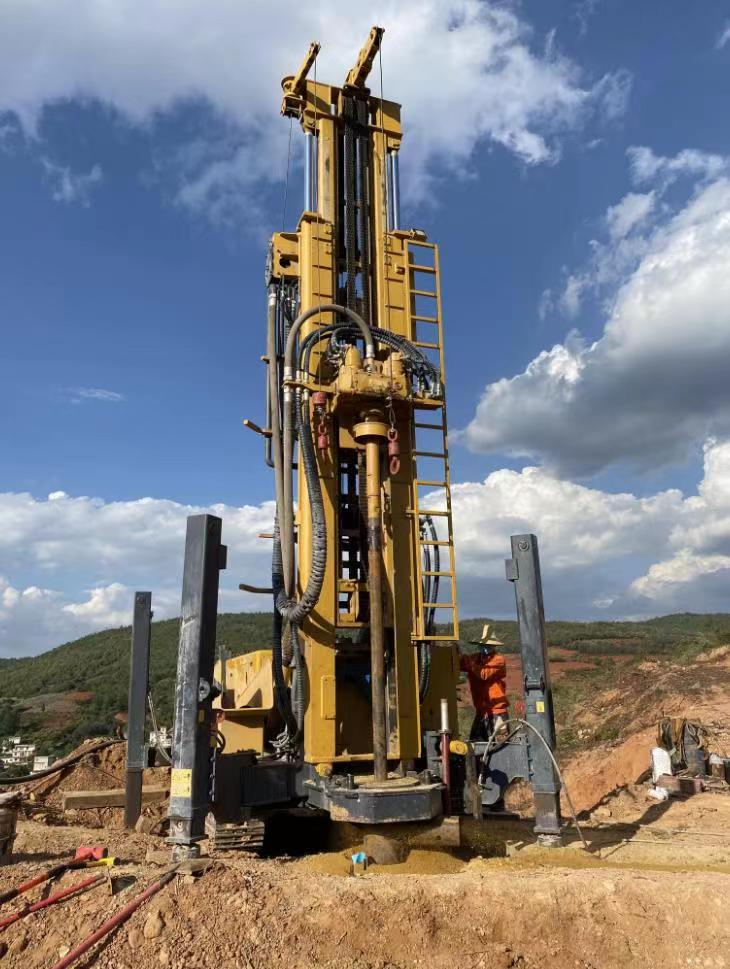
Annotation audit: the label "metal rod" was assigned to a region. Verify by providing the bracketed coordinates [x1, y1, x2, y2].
[365, 438, 388, 782]
[440, 697, 452, 814]
[312, 132, 319, 212]
[304, 132, 313, 211]
[390, 151, 401, 230]
[125, 591, 152, 829]
[386, 153, 394, 231]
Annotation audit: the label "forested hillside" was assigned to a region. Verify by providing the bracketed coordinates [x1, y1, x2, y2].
[2, 611, 730, 758]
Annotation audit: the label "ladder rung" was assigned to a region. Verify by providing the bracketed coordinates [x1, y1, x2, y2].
[422, 570, 454, 577]
[414, 423, 444, 431]
[412, 314, 438, 323]
[423, 602, 455, 609]
[417, 509, 449, 517]
[413, 341, 440, 350]
[410, 288, 437, 298]
[418, 539, 452, 546]
[414, 635, 456, 642]
[415, 479, 446, 486]
[409, 264, 436, 273]
[414, 450, 446, 459]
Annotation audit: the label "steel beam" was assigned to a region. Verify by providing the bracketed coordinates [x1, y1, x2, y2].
[505, 533, 562, 844]
[167, 515, 227, 860]
[125, 591, 152, 829]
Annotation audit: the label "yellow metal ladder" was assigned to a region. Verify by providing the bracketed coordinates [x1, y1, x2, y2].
[405, 239, 459, 643]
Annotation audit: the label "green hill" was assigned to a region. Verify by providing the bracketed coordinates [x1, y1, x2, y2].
[2, 611, 729, 758]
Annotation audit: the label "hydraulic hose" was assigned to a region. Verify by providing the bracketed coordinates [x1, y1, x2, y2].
[290, 623, 305, 738]
[299, 323, 440, 396]
[268, 286, 293, 598]
[49, 867, 179, 969]
[280, 305, 373, 599]
[0, 872, 105, 931]
[275, 387, 327, 627]
[0, 739, 122, 786]
[268, 285, 297, 733]
[283, 304, 375, 380]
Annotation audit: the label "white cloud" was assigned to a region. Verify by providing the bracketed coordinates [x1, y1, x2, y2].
[628, 146, 726, 188]
[66, 387, 125, 404]
[0, 490, 276, 654]
[630, 550, 730, 599]
[0, 0, 629, 220]
[40, 158, 103, 206]
[6, 442, 730, 652]
[553, 190, 655, 318]
[463, 150, 730, 476]
[574, 0, 602, 37]
[546, 147, 730, 320]
[716, 22, 730, 49]
[452, 438, 730, 617]
[604, 190, 656, 241]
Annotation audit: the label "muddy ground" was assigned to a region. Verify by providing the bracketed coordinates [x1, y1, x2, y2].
[2, 649, 730, 968]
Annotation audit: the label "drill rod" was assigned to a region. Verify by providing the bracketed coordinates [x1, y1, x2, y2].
[365, 439, 388, 782]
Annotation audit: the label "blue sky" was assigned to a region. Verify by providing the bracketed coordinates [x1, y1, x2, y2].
[2, 1, 730, 654]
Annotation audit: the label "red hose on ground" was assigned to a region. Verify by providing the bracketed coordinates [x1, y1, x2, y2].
[49, 868, 178, 969]
[0, 859, 89, 908]
[0, 873, 105, 931]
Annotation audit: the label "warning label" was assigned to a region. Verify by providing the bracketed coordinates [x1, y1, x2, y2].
[170, 768, 192, 798]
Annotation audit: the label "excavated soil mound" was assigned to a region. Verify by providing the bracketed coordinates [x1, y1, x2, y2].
[23, 740, 170, 831]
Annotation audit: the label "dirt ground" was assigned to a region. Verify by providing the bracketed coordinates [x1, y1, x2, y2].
[2, 649, 730, 968]
[3, 793, 730, 969]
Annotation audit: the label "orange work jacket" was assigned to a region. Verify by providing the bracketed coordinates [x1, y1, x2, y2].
[460, 651, 509, 717]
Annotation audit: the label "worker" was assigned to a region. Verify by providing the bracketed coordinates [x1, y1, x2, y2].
[460, 624, 509, 742]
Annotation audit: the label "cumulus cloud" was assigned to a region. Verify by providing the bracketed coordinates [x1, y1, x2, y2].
[543, 147, 728, 321]
[463, 149, 730, 476]
[0, 0, 628, 220]
[40, 159, 103, 206]
[451, 438, 730, 619]
[6, 441, 730, 652]
[0, 490, 275, 654]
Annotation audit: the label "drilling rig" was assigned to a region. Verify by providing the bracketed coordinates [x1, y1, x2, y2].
[165, 27, 562, 858]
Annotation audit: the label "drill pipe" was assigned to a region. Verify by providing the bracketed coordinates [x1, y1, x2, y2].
[365, 438, 388, 782]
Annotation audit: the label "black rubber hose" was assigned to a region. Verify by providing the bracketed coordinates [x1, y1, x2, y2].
[275, 388, 327, 627]
[299, 324, 439, 394]
[290, 623, 305, 739]
[0, 739, 123, 785]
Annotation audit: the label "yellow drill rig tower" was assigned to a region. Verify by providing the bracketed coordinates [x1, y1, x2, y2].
[165, 27, 561, 856]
